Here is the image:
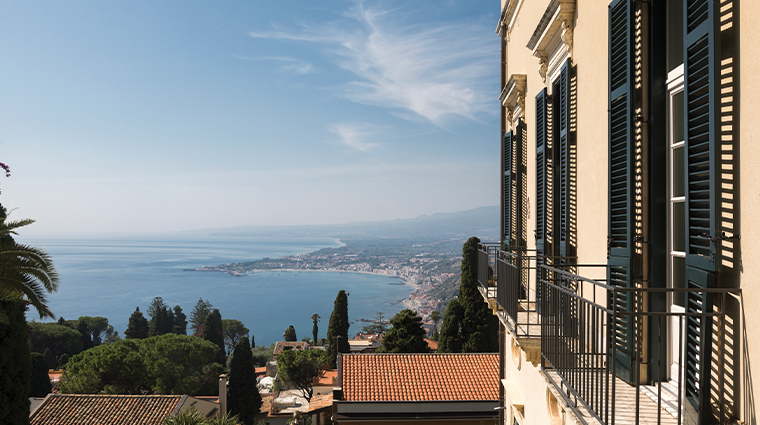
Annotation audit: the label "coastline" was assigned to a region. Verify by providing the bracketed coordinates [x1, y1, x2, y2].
[251, 268, 421, 290]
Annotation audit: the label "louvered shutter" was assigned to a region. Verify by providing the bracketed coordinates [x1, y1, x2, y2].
[684, 0, 720, 272]
[555, 60, 571, 258]
[607, 0, 635, 384]
[684, 266, 714, 419]
[683, 0, 719, 418]
[514, 120, 526, 249]
[536, 88, 549, 256]
[503, 131, 514, 247]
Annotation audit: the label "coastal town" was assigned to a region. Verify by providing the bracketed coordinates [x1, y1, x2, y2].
[190, 238, 464, 322]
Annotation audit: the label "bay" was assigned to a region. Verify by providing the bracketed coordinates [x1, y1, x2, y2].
[22, 235, 413, 346]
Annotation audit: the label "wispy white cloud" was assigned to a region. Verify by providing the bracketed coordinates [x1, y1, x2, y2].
[248, 2, 495, 125]
[329, 123, 379, 152]
[232, 54, 314, 75]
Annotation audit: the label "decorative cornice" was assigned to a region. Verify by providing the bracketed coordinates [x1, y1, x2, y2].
[502, 74, 527, 113]
[497, 0, 522, 39]
[526, 0, 575, 83]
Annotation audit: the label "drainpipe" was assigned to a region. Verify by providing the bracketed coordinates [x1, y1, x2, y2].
[218, 373, 228, 415]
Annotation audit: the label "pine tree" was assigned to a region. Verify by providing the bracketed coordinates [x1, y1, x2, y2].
[125, 307, 149, 339]
[283, 325, 297, 342]
[77, 318, 93, 350]
[29, 353, 51, 397]
[437, 298, 464, 353]
[325, 290, 350, 368]
[458, 236, 499, 352]
[0, 301, 31, 424]
[190, 298, 213, 335]
[201, 309, 225, 365]
[227, 337, 261, 425]
[378, 309, 430, 353]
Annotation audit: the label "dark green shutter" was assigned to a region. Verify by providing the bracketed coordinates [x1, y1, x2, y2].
[514, 120, 526, 249]
[503, 130, 514, 247]
[684, 0, 720, 272]
[536, 88, 549, 256]
[683, 0, 719, 419]
[555, 60, 571, 258]
[684, 266, 714, 420]
[607, 0, 635, 384]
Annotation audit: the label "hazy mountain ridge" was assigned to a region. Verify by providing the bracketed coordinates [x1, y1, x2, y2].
[185, 206, 499, 240]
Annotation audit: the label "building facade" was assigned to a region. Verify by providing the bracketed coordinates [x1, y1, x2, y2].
[482, 0, 759, 424]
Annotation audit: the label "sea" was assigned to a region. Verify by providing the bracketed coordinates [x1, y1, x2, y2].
[21, 235, 413, 346]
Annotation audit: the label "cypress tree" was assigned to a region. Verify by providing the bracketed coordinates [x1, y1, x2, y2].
[0, 301, 31, 424]
[227, 337, 261, 425]
[201, 309, 225, 365]
[437, 298, 464, 353]
[172, 305, 187, 335]
[77, 319, 93, 350]
[458, 236, 499, 352]
[325, 290, 350, 368]
[378, 309, 430, 353]
[29, 353, 51, 397]
[125, 307, 149, 339]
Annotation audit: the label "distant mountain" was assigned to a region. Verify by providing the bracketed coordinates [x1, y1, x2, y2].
[184, 206, 499, 240]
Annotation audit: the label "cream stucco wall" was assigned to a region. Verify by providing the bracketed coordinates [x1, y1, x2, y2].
[738, 0, 760, 419]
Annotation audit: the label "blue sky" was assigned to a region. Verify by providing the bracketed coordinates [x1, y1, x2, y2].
[0, 0, 500, 236]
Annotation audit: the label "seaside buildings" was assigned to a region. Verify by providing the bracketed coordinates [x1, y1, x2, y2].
[482, 0, 759, 424]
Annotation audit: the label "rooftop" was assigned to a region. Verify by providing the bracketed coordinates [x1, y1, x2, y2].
[29, 394, 193, 425]
[273, 341, 311, 356]
[341, 353, 498, 402]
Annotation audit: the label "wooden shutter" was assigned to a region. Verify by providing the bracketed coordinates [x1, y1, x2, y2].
[514, 120, 526, 249]
[684, 0, 720, 272]
[684, 266, 715, 420]
[503, 130, 514, 247]
[555, 60, 571, 258]
[607, 0, 635, 384]
[536, 88, 549, 256]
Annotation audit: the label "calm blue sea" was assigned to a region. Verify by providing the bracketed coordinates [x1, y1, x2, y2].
[21, 235, 413, 346]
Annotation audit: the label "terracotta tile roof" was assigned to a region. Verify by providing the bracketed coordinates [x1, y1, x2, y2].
[341, 353, 498, 402]
[314, 369, 338, 386]
[308, 394, 333, 412]
[273, 341, 311, 356]
[30, 394, 183, 425]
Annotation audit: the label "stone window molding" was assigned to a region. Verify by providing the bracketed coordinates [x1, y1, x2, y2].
[496, 0, 524, 41]
[526, 0, 576, 83]
[500, 74, 527, 131]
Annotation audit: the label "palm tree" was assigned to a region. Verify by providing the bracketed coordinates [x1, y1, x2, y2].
[430, 310, 440, 332]
[311, 313, 320, 344]
[0, 217, 59, 323]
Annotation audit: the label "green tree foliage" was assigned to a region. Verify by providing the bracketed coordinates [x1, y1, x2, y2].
[28, 322, 84, 364]
[377, 309, 430, 353]
[125, 307, 149, 339]
[172, 305, 187, 335]
[0, 300, 31, 424]
[458, 237, 498, 352]
[0, 214, 59, 323]
[437, 298, 464, 353]
[228, 337, 261, 425]
[311, 313, 320, 344]
[147, 297, 177, 336]
[77, 319, 94, 350]
[200, 309, 225, 365]
[29, 352, 52, 397]
[359, 311, 388, 335]
[250, 344, 274, 367]
[326, 290, 350, 368]
[59, 334, 224, 395]
[221, 319, 249, 355]
[57, 353, 70, 370]
[190, 298, 213, 336]
[283, 325, 296, 342]
[60, 316, 117, 345]
[430, 310, 440, 334]
[276, 349, 326, 401]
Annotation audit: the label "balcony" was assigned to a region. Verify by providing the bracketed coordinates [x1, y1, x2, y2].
[477, 245, 741, 425]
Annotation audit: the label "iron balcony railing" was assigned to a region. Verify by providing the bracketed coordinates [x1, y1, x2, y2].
[537, 264, 741, 425]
